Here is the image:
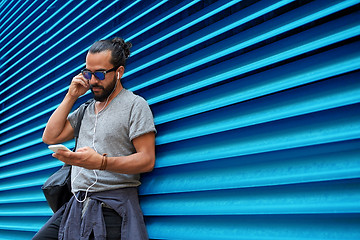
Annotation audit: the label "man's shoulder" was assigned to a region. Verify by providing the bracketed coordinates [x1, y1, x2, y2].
[120, 89, 149, 106]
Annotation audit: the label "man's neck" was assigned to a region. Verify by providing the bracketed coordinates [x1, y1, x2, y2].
[95, 84, 123, 114]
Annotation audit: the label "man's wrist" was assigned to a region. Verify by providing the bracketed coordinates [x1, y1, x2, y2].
[99, 154, 108, 170]
[65, 92, 79, 102]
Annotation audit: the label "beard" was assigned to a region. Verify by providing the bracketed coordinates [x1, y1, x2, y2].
[90, 75, 117, 102]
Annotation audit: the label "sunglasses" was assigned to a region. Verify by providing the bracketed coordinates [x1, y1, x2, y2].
[81, 66, 117, 81]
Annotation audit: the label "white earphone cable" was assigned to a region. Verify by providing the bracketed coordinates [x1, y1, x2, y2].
[73, 78, 118, 203]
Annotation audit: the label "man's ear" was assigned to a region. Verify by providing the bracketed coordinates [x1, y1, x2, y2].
[116, 66, 124, 80]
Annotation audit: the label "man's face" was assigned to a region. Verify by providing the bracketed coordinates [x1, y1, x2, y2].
[85, 50, 117, 102]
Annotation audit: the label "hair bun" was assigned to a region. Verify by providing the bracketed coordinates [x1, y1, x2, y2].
[112, 37, 132, 59]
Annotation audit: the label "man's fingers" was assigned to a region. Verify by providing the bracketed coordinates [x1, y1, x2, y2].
[72, 77, 89, 88]
[52, 150, 75, 163]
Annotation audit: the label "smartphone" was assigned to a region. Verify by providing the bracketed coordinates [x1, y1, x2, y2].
[48, 144, 71, 153]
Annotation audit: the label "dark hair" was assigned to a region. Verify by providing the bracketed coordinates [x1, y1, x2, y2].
[89, 37, 132, 68]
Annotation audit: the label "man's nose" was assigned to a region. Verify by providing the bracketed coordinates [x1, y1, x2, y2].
[89, 74, 100, 84]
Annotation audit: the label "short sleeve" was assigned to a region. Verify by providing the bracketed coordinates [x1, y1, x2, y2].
[67, 108, 81, 130]
[67, 99, 94, 134]
[129, 97, 156, 141]
[67, 109, 79, 128]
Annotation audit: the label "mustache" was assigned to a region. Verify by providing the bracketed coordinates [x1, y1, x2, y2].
[90, 84, 104, 90]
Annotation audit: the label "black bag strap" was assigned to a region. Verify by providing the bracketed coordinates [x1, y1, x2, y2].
[73, 99, 94, 151]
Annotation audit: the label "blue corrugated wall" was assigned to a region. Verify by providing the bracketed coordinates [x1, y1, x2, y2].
[1, 0, 360, 239]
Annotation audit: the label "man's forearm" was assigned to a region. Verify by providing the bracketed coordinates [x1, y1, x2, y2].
[42, 94, 78, 144]
[106, 152, 155, 174]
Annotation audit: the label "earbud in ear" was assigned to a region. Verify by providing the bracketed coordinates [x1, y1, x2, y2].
[117, 72, 120, 79]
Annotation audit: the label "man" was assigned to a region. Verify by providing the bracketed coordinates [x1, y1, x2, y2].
[33, 37, 156, 240]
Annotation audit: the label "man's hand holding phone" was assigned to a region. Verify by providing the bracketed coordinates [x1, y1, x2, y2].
[49, 145, 103, 170]
[48, 144, 71, 153]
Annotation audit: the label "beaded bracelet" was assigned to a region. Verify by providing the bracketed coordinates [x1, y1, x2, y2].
[100, 153, 108, 170]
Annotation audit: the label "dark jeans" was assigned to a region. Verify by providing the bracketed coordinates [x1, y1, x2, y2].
[33, 207, 122, 240]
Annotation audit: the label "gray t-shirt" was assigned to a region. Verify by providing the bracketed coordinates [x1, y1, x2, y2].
[68, 89, 156, 193]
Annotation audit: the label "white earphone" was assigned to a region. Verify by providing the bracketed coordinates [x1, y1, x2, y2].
[117, 72, 119, 79]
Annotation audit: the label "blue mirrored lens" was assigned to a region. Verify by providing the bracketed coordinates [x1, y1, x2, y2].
[82, 70, 92, 80]
[94, 71, 105, 80]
